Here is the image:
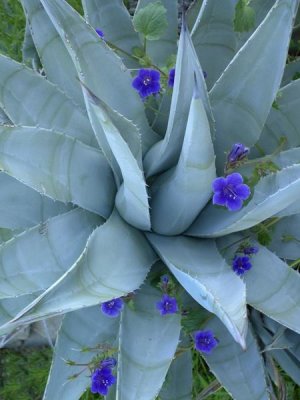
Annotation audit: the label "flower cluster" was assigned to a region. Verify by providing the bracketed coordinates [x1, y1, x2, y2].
[212, 172, 250, 211]
[101, 297, 124, 317]
[232, 243, 259, 276]
[194, 330, 218, 354]
[91, 358, 117, 396]
[156, 274, 179, 316]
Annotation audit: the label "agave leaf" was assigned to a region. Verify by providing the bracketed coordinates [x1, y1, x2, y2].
[257, 79, 300, 153]
[0, 108, 10, 125]
[0, 293, 38, 336]
[210, 0, 297, 171]
[146, 233, 247, 348]
[21, 0, 85, 108]
[22, 20, 41, 70]
[158, 350, 193, 400]
[268, 215, 300, 260]
[40, 0, 158, 153]
[43, 306, 119, 400]
[144, 18, 213, 177]
[116, 285, 181, 400]
[82, 0, 140, 68]
[2, 210, 157, 328]
[202, 316, 269, 400]
[0, 126, 116, 218]
[245, 245, 300, 335]
[186, 0, 203, 31]
[187, 164, 300, 238]
[82, 85, 150, 231]
[150, 93, 216, 235]
[0, 208, 102, 299]
[252, 312, 300, 386]
[281, 58, 300, 87]
[134, 0, 178, 66]
[0, 173, 71, 229]
[0, 54, 96, 146]
[191, 0, 238, 90]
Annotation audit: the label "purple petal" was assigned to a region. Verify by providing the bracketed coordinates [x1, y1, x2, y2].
[213, 192, 227, 206]
[235, 184, 250, 200]
[151, 81, 161, 94]
[149, 69, 160, 81]
[212, 177, 226, 192]
[226, 173, 243, 186]
[226, 197, 242, 211]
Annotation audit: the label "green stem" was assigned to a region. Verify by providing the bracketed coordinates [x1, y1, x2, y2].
[105, 40, 168, 77]
[289, 257, 300, 268]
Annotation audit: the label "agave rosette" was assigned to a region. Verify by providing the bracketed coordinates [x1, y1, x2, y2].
[0, 0, 300, 399]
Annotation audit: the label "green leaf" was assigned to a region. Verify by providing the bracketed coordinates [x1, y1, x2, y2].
[134, 0, 178, 65]
[144, 19, 213, 177]
[81, 0, 140, 68]
[146, 234, 247, 348]
[0, 54, 96, 146]
[158, 350, 193, 400]
[0, 126, 116, 218]
[0, 209, 102, 299]
[21, 0, 85, 108]
[0, 173, 71, 229]
[116, 285, 181, 400]
[150, 94, 216, 235]
[234, 0, 256, 32]
[210, 0, 297, 171]
[202, 316, 269, 400]
[43, 306, 119, 400]
[40, 0, 158, 154]
[2, 210, 157, 328]
[191, 0, 238, 90]
[187, 164, 300, 238]
[133, 1, 168, 40]
[245, 245, 300, 335]
[81, 86, 150, 231]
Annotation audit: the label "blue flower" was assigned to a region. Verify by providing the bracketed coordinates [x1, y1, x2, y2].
[194, 330, 218, 354]
[101, 298, 124, 318]
[96, 29, 104, 39]
[91, 367, 116, 396]
[243, 246, 258, 255]
[232, 255, 252, 275]
[212, 173, 250, 211]
[161, 274, 169, 285]
[227, 143, 249, 164]
[156, 294, 178, 315]
[100, 357, 117, 369]
[132, 69, 161, 98]
[168, 68, 175, 87]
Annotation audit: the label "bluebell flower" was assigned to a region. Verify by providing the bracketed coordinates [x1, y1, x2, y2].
[243, 246, 258, 255]
[227, 143, 249, 164]
[96, 29, 104, 39]
[168, 68, 175, 87]
[132, 69, 161, 98]
[232, 255, 252, 275]
[212, 173, 250, 211]
[156, 294, 178, 315]
[194, 330, 218, 354]
[101, 298, 124, 317]
[91, 367, 116, 396]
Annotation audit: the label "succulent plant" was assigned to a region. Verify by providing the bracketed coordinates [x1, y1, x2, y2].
[1, 0, 300, 399]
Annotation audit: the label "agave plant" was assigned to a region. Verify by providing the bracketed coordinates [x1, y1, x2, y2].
[1, 0, 300, 398]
